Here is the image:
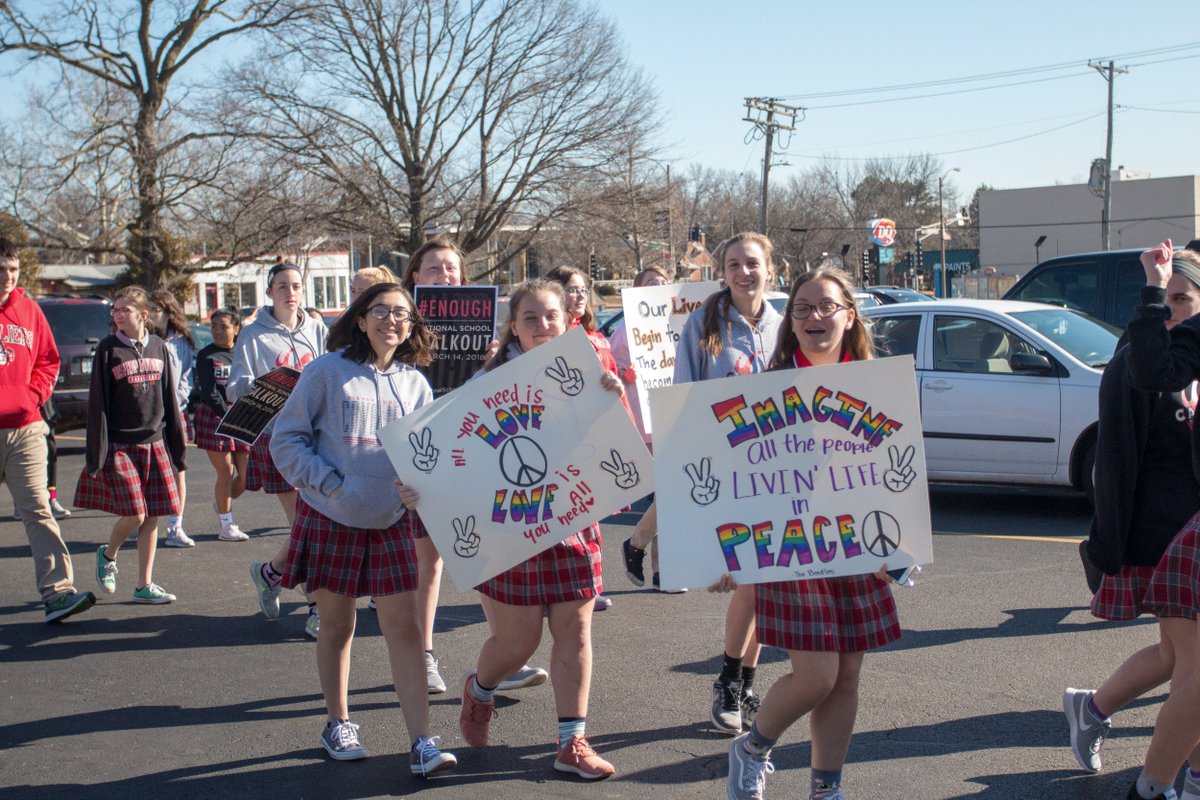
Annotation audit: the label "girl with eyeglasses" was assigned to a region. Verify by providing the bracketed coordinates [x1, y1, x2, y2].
[718, 265, 900, 800]
[269, 282, 457, 776]
[149, 290, 196, 548]
[77, 286, 187, 606]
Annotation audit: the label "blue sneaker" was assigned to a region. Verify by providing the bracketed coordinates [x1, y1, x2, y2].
[728, 733, 774, 800]
[321, 718, 365, 760]
[410, 735, 456, 777]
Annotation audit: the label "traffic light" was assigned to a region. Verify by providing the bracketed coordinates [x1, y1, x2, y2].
[589, 251, 599, 281]
[914, 240, 924, 276]
[860, 250, 870, 286]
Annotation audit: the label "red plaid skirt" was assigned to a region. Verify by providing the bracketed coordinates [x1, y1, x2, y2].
[74, 440, 181, 518]
[192, 404, 249, 453]
[1091, 565, 1158, 620]
[178, 411, 194, 444]
[403, 508, 430, 540]
[246, 434, 293, 494]
[1145, 513, 1200, 621]
[282, 497, 416, 597]
[755, 574, 901, 653]
[478, 525, 603, 606]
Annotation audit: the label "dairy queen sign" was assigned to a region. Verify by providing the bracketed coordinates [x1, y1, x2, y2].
[867, 218, 897, 247]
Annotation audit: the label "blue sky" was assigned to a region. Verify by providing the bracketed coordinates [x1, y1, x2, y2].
[602, 0, 1200, 205]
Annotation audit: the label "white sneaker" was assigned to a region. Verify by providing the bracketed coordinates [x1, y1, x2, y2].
[164, 527, 195, 548]
[49, 498, 71, 519]
[218, 523, 249, 542]
[497, 664, 549, 691]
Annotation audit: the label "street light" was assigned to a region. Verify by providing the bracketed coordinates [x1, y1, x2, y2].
[938, 167, 960, 298]
[1034, 235, 1047, 264]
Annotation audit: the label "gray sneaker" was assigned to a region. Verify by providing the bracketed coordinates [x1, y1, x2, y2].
[740, 688, 760, 731]
[250, 562, 281, 619]
[497, 664, 549, 691]
[321, 718, 366, 760]
[45, 591, 95, 623]
[712, 678, 743, 734]
[1063, 687, 1109, 773]
[425, 651, 447, 694]
[727, 733, 774, 800]
[410, 734, 457, 777]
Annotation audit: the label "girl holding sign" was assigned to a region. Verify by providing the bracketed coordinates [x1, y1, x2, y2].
[400, 278, 623, 780]
[269, 281, 457, 776]
[235, 262, 328, 639]
[673, 232, 783, 737]
[720, 266, 901, 800]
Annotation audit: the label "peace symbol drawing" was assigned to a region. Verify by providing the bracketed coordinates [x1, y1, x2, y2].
[860, 510, 902, 558]
[498, 435, 548, 487]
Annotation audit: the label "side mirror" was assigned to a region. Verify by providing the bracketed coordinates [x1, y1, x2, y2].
[1010, 352, 1054, 375]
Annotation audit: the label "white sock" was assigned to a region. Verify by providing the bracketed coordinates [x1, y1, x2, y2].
[168, 515, 182, 530]
[218, 512, 234, 526]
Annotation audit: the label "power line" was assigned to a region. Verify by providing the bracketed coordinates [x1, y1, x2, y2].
[770, 213, 1200, 234]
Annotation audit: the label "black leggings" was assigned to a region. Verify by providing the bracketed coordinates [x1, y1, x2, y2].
[45, 427, 57, 488]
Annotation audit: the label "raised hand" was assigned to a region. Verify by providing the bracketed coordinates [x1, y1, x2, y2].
[684, 457, 720, 505]
[883, 444, 917, 493]
[452, 515, 480, 558]
[409, 427, 439, 473]
[1141, 238, 1173, 287]
[599, 448, 639, 489]
[545, 355, 584, 396]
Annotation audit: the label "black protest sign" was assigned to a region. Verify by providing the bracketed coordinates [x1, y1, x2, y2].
[216, 366, 302, 445]
[414, 285, 498, 397]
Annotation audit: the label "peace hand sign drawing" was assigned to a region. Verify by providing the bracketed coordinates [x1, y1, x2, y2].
[452, 516, 480, 558]
[544, 356, 584, 395]
[409, 427, 439, 473]
[684, 457, 720, 505]
[599, 449, 639, 489]
[883, 444, 916, 493]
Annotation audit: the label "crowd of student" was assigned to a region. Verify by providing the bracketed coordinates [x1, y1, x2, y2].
[5, 231, 1200, 798]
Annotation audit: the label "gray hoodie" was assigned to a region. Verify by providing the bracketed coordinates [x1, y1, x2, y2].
[270, 350, 433, 530]
[227, 307, 327, 434]
[674, 295, 783, 384]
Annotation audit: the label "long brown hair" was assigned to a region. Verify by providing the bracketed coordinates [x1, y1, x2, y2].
[401, 237, 468, 294]
[151, 289, 193, 347]
[483, 279, 566, 371]
[327, 282, 434, 367]
[769, 267, 874, 367]
[544, 264, 596, 332]
[699, 232, 775, 357]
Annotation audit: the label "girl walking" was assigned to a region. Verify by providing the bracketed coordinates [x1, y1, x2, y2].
[149, 290, 195, 548]
[77, 286, 186, 605]
[270, 281, 456, 776]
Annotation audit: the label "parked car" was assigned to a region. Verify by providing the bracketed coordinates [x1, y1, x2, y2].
[191, 322, 213, 351]
[862, 285, 936, 305]
[36, 296, 113, 431]
[863, 299, 1120, 500]
[1002, 248, 1151, 329]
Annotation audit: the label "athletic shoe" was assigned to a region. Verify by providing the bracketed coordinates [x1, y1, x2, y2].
[132, 583, 176, 604]
[622, 537, 646, 587]
[459, 675, 496, 747]
[497, 664, 549, 691]
[740, 688, 760, 731]
[652, 572, 688, 593]
[250, 562, 281, 620]
[712, 678, 744, 734]
[426, 652, 447, 694]
[320, 718, 366, 760]
[305, 608, 320, 639]
[1064, 687, 1109, 773]
[368, 597, 376, 610]
[1182, 768, 1200, 800]
[96, 546, 118, 594]
[409, 735, 457, 777]
[810, 790, 846, 800]
[1126, 784, 1180, 799]
[45, 590, 95, 622]
[218, 523, 249, 542]
[554, 735, 614, 780]
[164, 527, 195, 548]
[728, 733, 774, 800]
[49, 499, 71, 519]
[593, 594, 612, 611]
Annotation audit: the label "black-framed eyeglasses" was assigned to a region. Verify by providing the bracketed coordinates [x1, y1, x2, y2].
[790, 300, 850, 319]
[564, 286, 590, 296]
[367, 305, 414, 322]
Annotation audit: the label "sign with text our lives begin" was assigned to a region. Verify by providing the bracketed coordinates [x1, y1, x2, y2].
[619, 281, 720, 434]
[650, 356, 933, 591]
[378, 327, 653, 591]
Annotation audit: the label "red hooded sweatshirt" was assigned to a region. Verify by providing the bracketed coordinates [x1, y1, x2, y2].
[0, 287, 59, 429]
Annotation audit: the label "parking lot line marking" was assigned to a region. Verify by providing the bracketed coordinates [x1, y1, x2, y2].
[972, 533, 1085, 544]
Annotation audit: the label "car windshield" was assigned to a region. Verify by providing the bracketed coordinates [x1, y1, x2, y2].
[39, 303, 112, 345]
[1010, 308, 1119, 368]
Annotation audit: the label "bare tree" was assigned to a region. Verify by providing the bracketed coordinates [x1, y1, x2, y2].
[0, 0, 313, 288]
[239, 0, 659, 260]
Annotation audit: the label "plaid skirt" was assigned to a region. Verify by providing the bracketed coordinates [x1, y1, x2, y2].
[282, 497, 417, 597]
[74, 440, 181, 518]
[478, 525, 603, 606]
[178, 411, 194, 444]
[246, 434, 293, 494]
[403, 508, 430, 540]
[756, 574, 901, 653]
[1145, 513, 1200, 621]
[1091, 565, 1158, 620]
[192, 404, 249, 453]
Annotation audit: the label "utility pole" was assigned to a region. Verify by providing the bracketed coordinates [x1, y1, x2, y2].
[744, 98, 803, 235]
[1089, 60, 1128, 251]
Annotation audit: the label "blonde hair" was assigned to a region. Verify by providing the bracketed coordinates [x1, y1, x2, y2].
[355, 265, 399, 286]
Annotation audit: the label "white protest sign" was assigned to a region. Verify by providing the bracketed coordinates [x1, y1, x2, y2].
[620, 281, 721, 434]
[379, 327, 653, 591]
[651, 356, 932, 591]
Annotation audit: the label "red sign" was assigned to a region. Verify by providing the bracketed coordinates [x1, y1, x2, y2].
[868, 218, 897, 247]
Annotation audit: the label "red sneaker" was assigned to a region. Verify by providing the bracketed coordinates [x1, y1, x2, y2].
[553, 735, 615, 780]
[458, 675, 496, 747]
